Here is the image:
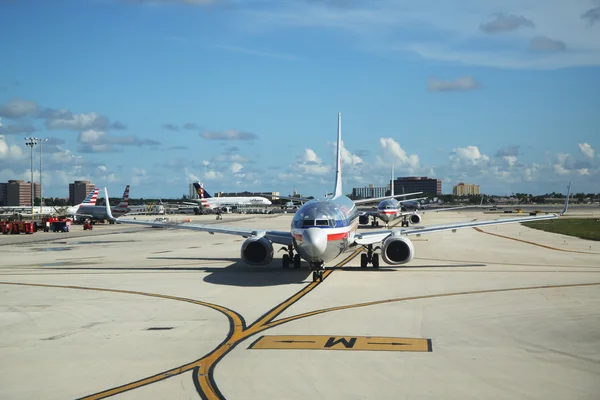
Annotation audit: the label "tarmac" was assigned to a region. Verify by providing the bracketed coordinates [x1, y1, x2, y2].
[1, 210, 599, 399]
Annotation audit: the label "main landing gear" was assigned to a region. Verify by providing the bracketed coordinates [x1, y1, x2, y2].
[400, 217, 409, 227]
[360, 244, 380, 268]
[310, 262, 325, 282]
[280, 245, 301, 269]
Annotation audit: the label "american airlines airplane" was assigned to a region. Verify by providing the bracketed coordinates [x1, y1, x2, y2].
[104, 113, 570, 282]
[190, 182, 272, 210]
[359, 165, 488, 228]
[76, 185, 131, 221]
[0, 188, 99, 217]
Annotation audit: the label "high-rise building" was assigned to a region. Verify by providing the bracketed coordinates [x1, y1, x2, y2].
[392, 177, 442, 195]
[453, 182, 480, 196]
[189, 183, 200, 199]
[0, 180, 40, 206]
[69, 180, 95, 205]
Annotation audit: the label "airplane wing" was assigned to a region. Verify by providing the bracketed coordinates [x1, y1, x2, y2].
[103, 188, 293, 246]
[355, 212, 560, 245]
[353, 192, 424, 205]
[354, 184, 570, 246]
[420, 196, 485, 212]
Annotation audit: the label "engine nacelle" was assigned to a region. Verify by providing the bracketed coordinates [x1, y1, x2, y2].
[359, 215, 370, 225]
[409, 213, 421, 224]
[241, 236, 274, 265]
[381, 235, 414, 265]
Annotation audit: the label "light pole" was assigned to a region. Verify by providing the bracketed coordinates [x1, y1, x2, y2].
[38, 138, 48, 207]
[25, 137, 38, 215]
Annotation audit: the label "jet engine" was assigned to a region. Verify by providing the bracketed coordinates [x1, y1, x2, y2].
[381, 235, 414, 265]
[409, 213, 421, 224]
[359, 215, 370, 225]
[241, 236, 274, 265]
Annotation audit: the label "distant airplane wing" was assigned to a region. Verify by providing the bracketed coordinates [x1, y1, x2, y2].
[353, 192, 423, 205]
[354, 212, 561, 246]
[354, 187, 570, 246]
[358, 210, 378, 218]
[103, 189, 293, 246]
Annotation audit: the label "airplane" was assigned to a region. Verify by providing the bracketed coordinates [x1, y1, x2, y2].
[0, 188, 99, 217]
[76, 185, 131, 221]
[188, 182, 272, 212]
[104, 113, 571, 283]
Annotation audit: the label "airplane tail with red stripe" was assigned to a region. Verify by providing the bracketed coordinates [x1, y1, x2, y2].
[80, 188, 99, 206]
[116, 185, 130, 209]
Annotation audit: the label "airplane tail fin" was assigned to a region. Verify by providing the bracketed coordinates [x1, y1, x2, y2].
[104, 188, 115, 221]
[391, 164, 395, 197]
[560, 182, 571, 216]
[116, 185, 130, 208]
[193, 181, 212, 199]
[333, 112, 343, 198]
[80, 188, 99, 206]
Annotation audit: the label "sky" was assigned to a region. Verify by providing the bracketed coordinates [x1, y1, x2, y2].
[1, 0, 599, 199]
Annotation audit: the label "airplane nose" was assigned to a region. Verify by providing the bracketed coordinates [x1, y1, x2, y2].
[302, 228, 328, 258]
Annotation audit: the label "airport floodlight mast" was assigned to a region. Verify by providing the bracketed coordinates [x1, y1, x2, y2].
[38, 138, 48, 207]
[24, 137, 38, 215]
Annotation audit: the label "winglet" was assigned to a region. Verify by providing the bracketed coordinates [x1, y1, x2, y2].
[560, 182, 571, 216]
[104, 187, 116, 221]
[333, 112, 343, 198]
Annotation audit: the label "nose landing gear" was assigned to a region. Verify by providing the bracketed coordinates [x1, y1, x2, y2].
[310, 262, 325, 282]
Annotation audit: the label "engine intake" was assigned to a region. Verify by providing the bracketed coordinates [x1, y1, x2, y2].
[359, 215, 370, 225]
[381, 236, 414, 265]
[241, 237, 274, 265]
[409, 213, 421, 224]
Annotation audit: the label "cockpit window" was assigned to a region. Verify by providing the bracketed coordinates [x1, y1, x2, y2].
[293, 201, 343, 229]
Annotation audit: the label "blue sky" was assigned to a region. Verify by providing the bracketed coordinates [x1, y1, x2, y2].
[1, 0, 599, 198]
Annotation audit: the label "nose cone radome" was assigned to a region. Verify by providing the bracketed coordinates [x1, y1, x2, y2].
[302, 228, 328, 258]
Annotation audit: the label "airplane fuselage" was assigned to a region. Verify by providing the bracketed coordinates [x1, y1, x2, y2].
[376, 198, 401, 223]
[201, 196, 272, 209]
[77, 205, 129, 220]
[401, 201, 421, 211]
[291, 195, 359, 265]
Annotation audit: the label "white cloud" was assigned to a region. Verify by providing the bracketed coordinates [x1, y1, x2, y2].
[523, 163, 540, 181]
[231, 162, 244, 173]
[378, 138, 419, 171]
[450, 145, 490, 167]
[46, 111, 110, 131]
[298, 148, 322, 164]
[0, 135, 25, 163]
[503, 155, 518, 167]
[204, 170, 224, 180]
[578, 142, 595, 158]
[185, 168, 200, 182]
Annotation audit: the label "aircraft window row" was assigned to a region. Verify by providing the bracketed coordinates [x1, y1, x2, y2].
[301, 218, 335, 227]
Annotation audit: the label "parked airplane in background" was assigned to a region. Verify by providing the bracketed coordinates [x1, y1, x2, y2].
[76, 185, 130, 221]
[189, 182, 272, 211]
[0, 188, 99, 217]
[105, 113, 570, 282]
